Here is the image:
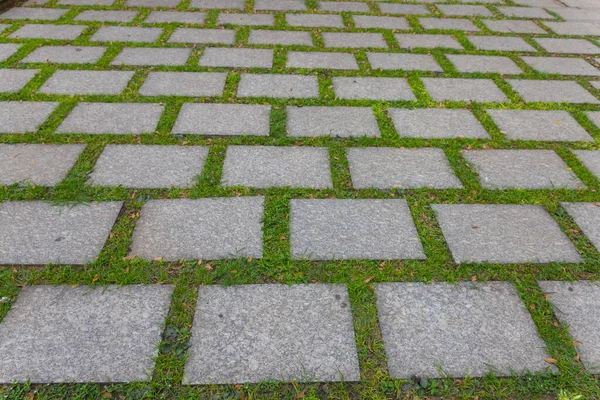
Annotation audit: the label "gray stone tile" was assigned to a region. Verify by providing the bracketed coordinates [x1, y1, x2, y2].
[0, 144, 84, 186]
[139, 71, 227, 97]
[323, 32, 387, 48]
[591, 81, 600, 90]
[498, 6, 554, 18]
[0, 285, 172, 383]
[0, 101, 58, 133]
[184, 284, 360, 384]
[89, 145, 208, 188]
[0, 69, 38, 92]
[190, 0, 243, 8]
[395, 34, 463, 50]
[287, 51, 358, 70]
[550, 7, 600, 22]
[287, 106, 380, 138]
[130, 197, 264, 260]
[368, 52, 442, 71]
[255, 0, 306, 10]
[535, 38, 599, 54]
[353, 15, 409, 29]
[286, 13, 344, 27]
[507, 79, 599, 103]
[90, 26, 162, 43]
[468, 35, 536, 52]
[347, 147, 462, 189]
[574, 149, 600, 179]
[319, 1, 369, 12]
[199, 48, 273, 68]
[332, 77, 416, 100]
[111, 47, 191, 66]
[420, 18, 480, 31]
[291, 199, 424, 260]
[376, 282, 552, 378]
[59, 0, 114, 5]
[39, 70, 134, 95]
[514, 0, 562, 5]
[248, 30, 312, 46]
[522, 56, 600, 76]
[222, 146, 332, 188]
[544, 22, 600, 36]
[125, 0, 180, 7]
[21, 46, 105, 64]
[561, 203, 600, 253]
[169, 28, 235, 44]
[173, 103, 271, 136]
[432, 204, 581, 264]
[482, 19, 546, 33]
[0, 201, 122, 265]
[57, 103, 163, 134]
[422, 78, 508, 102]
[145, 11, 206, 23]
[389, 108, 490, 139]
[487, 109, 594, 142]
[237, 73, 319, 98]
[0, 23, 9, 33]
[437, 4, 493, 16]
[75, 10, 138, 22]
[217, 13, 274, 26]
[10, 24, 86, 40]
[447, 54, 522, 74]
[1, 8, 66, 20]
[21, 0, 50, 5]
[378, 3, 429, 14]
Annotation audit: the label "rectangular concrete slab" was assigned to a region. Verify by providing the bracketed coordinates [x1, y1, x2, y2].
[111, 47, 192, 66]
[90, 26, 162, 43]
[75, 10, 138, 22]
[368, 52, 442, 71]
[482, 19, 546, 34]
[507, 79, 600, 103]
[217, 13, 274, 26]
[332, 77, 416, 100]
[0, 101, 58, 133]
[390, 108, 490, 139]
[199, 48, 273, 68]
[420, 18, 480, 31]
[173, 103, 271, 136]
[248, 30, 312, 45]
[565, 202, 600, 253]
[378, 3, 429, 14]
[130, 197, 264, 260]
[323, 32, 387, 48]
[544, 22, 600, 36]
[447, 55, 523, 74]
[353, 15, 409, 29]
[286, 13, 344, 27]
[21, 46, 106, 64]
[468, 36, 536, 52]
[573, 150, 600, 180]
[287, 51, 358, 70]
[522, 56, 600, 76]
[0, 69, 38, 92]
[57, 103, 163, 134]
[0, 7, 67, 20]
[145, 11, 206, 24]
[395, 34, 463, 50]
[59, 0, 115, 5]
[422, 78, 508, 102]
[498, 6, 554, 18]
[237, 73, 319, 98]
[190, 0, 244, 8]
[125, 0, 180, 7]
[10, 24, 86, 40]
[437, 4, 493, 16]
[39, 70, 134, 95]
[534, 38, 599, 54]
[0, 44, 21, 62]
[319, 1, 369, 12]
[286, 106, 380, 138]
[255, 0, 306, 10]
[169, 28, 236, 44]
[139, 71, 227, 96]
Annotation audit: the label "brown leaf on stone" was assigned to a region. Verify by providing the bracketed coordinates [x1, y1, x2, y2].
[544, 357, 558, 364]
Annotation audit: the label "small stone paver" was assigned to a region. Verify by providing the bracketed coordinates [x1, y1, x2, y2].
[139, 71, 227, 97]
[169, 28, 235, 44]
[544, 22, 600, 36]
[130, 197, 264, 260]
[0, 102, 58, 133]
[287, 51, 358, 70]
[437, 4, 493, 16]
[319, 1, 369, 12]
[291, 199, 424, 260]
[255, 0, 306, 10]
[368, 53, 443, 72]
[432, 204, 582, 264]
[395, 34, 463, 50]
[353, 15, 409, 29]
[0, 285, 173, 383]
[422, 78, 508, 102]
[539, 281, 600, 374]
[332, 77, 416, 100]
[591, 82, 600, 90]
[74, 10, 138, 22]
[498, 6, 554, 19]
[323, 32, 387, 49]
[39, 70, 134, 95]
[286, 106, 380, 138]
[534, 38, 600, 54]
[0, 44, 20, 62]
[574, 150, 600, 179]
[0, 201, 122, 265]
[285, 13, 344, 27]
[389, 108, 490, 139]
[90, 26, 162, 43]
[0, 144, 85, 186]
[446, 55, 523, 74]
[21, 46, 105, 64]
[420, 18, 480, 32]
[10, 24, 86, 40]
[89, 145, 208, 188]
[487, 110, 594, 142]
[57, 103, 163, 134]
[125, 0, 180, 7]
[217, 13, 274, 26]
[221, 146, 332, 188]
[522, 57, 600, 76]
[59, 0, 114, 5]
[145, 11, 206, 24]
[468, 36, 536, 52]
[190, 0, 243, 8]
[376, 282, 552, 378]
[1, 7, 66, 20]
[111, 47, 192, 66]
[184, 284, 360, 384]
[378, 3, 429, 14]
[514, 0, 562, 5]
[0, 69, 38, 92]
[551, 7, 600, 21]
[482, 19, 546, 34]
[173, 103, 271, 136]
[347, 147, 462, 189]
[561, 203, 600, 252]
[199, 48, 273, 68]
[507, 79, 599, 103]
[248, 30, 312, 46]
[237, 74, 319, 98]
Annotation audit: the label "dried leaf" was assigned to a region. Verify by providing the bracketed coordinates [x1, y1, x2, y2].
[92, 274, 99, 283]
[544, 357, 558, 364]
[364, 276, 374, 283]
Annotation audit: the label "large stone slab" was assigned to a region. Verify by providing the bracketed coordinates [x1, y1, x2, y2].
[286, 106, 380, 138]
[508, 80, 599, 103]
[395, 34, 463, 50]
[0, 285, 173, 382]
[534, 38, 599, 54]
[376, 282, 552, 378]
[482, 19, 546, 34]
[319, 1, 369, 12]
[522, 57, 600, 76]
[57, 103, 163, 134]
[130, 197, 264, 260]
[169, 28, 236, 44]
[437, 4, 493, 16]
[367, 53, 442, 71]
[323, 32, 387, 48]
[21, 46, 105, 64]
[0, 44, 21, 62]
[90, 26, 162, 43]
[0, 69, 38, 92]
[75, 10, 138, 22]
[111, 47, 192, 66]
[0, 201, 122, 265]
[574, 150, 600, 180]
[561, 202, 600, 252]
[353, 15, 409, 29]
[287, 51, 358, 70]
[145, 11, 206, 24]
[291, 199, 424, 260]
[378, 3, 429, 14]
[255, 0, 306, 10]
[184, 284, 360, 384]
[422, 78, 508, 102]
[545, 22, 600, 36]
[446, 55, 522, 74]
[237, 74, 318, 98]
[10, 24, 86, 40]
[199, 48, 273, 68]
[190, 0, 243, 8]
[0, 101, 58, 133]
[468, 36, 536, 52]
[173, 103, 271, 136]
[389, 108, 490, 139]
[498, 6, 554, 18]
[248, 30, 312, 46]
[286, 13, 344, 27]
[125, 0, 180, 7]
[139, 72, 227, 97]
[59, 0, 114, 5]
[420, 18, 480, 32]
[217, 13, 274, 26]
[332, 77, 415, 100]
[39, 70, 134, 95]
[0, 7, 67, 20]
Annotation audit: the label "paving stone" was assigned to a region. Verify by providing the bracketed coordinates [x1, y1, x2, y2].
[58, 0, 114, 5]
[591, 81, 600, 90]
[420, 18, 480, 31]
[145, 11, 206, 23]
[173, 103, 271, 136]
[482, 19, 546, 33]
[287, 106, 380, 138]
[0, 201, 122, 265]
[319, 1, 370, 12]
[111, 47, 191, 66]
[222, 146, 332, 188]
[534, 38, 599, 54]
[89, 145, 208, 188]
[286, 13, 344, 27]
[562, 0, 600, 7]
[551, 8, 600, 22]
[0, 144, 84, 186]
[468, 35, 536, 52]
[0, 24, 9, 33]
[90, 26, 162, 43]
[561, 203, 600, 253]
[255, 0, 306, 10]
[39, 70, 134, 95]
[10, 24, 86, 40]
[184, 284, 360, 384]
[21, 46, 105, 64]
[574, 150, 600, 180]
[376, 282, 552, 378]
[522, 56, 600, 76]
[0, 69, 38, 92]
[0, 285, 172, 382]
[75, 10, 138, 22]
[199, 48, 273, 68]
[544, 22, 600, 36]
[248, 30, 312, 45]
[487, 109, 594, 141]
[513, 0, 562, 5]
[323, 32, 387, 48]
[422, 78, 508, 102]
[57, 103, 163, 134]
[332, 77, 416, 100]
[437, 4, 493, 16]
[130, 197, 264, 260]
[237, 74, 319, 98]
[389, 108, 490, 139]
[447, 54, 522, 74]
[291, 199, 424, 260]
[498, 6, 554, 18]
[378, 3, 429, 14]
[347, 147, 462, 189]
[0, 101, 58, 133]
[395, 34, 463, 49]
[125, 0, 180, 7]
[22, 0, 50, 5]
[368, 53, 442, 71]
[507, 79, 599, 103]
[190, 0, 243, 8]
[139, 71, 227, 96]
[352, 15, 409, 29]
[217, 13, 274, 26]
[432, 204, 581, 264]
[287, 51, 358, 69]
[0, 7, 66, 20]
[169, 28, 236, 44]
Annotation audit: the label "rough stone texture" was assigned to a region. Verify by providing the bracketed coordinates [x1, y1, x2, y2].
[422, 78, 508, 102]
[0, 69, 38, 92]
[287, 106, 380, 138]
[237, 74, 319, 98]
[59, 0, 114, 5]
[514, 0, 562, 5]
[169, 28, 236, 44]
[522, 57, 600, 76]
[487, 110, 594, 142]
[420, 18, 480, 32]
[57, 103, 163, 134]
[255, 0, 306, 10]
[368, 53, 442, 71]
[184, 284, 360, 384]
[111, 47, 192, 66]
[376, 282, 552, 378]
[498, 6, 554, 18]
[0, 7, 67, 20]
[534, 38, 600, 54]
[437, 4, 493, 16]
[287, 51, 358, 70]
[464, 150, 583, 189]
[0, 201, 122, 265]
[0, 24, 8, 33]
[0, 285, 173, 383]
[482, 19, 546, 34]
[591, 82, 600, 90]
[190, 0, 243, 8]
[222, 146, 332, 188]
[248, 30, 312, 45]
[323, 32, 387, 48]
[199, 48, 273, 68]
[468, 36, 536, 52]
[446, 55, 523, 74]
[173, 103, 271, 136]
[574, 150, 600, 179]
[39, 70, 134, 95]
[145, 11, 206, 24]
[432, 204, 582, 264]
[389, 108, 490, 139]
[378, 3, 429, 14]
[545, 22, 600, 36]
[130, 197, 264, 260]
[0, 44, 21, 62]
[332, 77, 416, 100]
[561, 202, 600, 252]
[74, 10, 138, 22]
[291, 199, 424, 260]
[125, 0, 180, 7]
[0, 144, 84, 186]
[10, 24, 86, 40]
[21, 46, 105, 64]
[90, 145, 208, 188]
[286, 13, 344, 27]
[90, 26, 162, 43]
[353, 15, 409, 29]
[139, 71, 227, 97]
[539, 281, 600, 374]
[217, 13, 274, 26]
[0, 101, 58, 133]
[508, 79, 600, 103]
[319, 1, 369, 12]
[347, 147, 462, 189]
[395, 34, 463, 50]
